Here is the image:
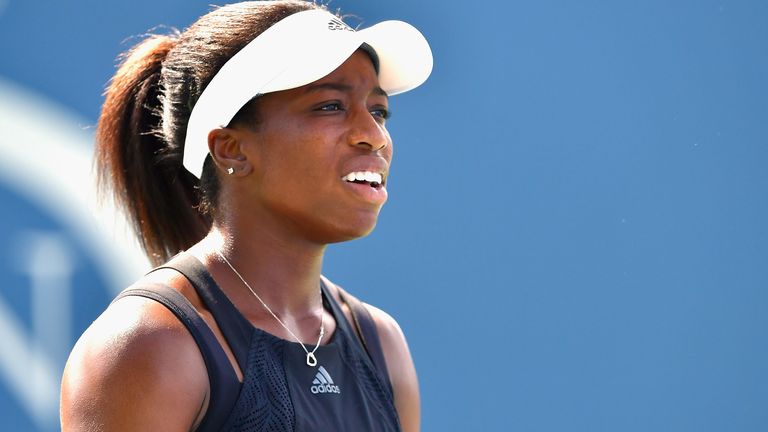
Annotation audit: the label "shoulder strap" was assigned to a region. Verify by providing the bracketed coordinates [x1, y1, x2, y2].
[155, 253, 253, 370]
[113, 283, 240, 432]
[329, 281, 392, 392]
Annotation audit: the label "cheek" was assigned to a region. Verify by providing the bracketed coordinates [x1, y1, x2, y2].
[257, 134, 336, 195]
[380, 125, 393, 153]
[382, 136, 394, 165]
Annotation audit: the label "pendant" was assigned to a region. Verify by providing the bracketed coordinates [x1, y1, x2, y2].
[306, 352, 317, 367]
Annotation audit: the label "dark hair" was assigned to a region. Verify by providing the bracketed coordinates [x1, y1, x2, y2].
[95, 1, 321, 266]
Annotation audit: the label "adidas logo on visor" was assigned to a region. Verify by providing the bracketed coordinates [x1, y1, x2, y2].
[327, 16, 353, 32]
[310, 365, 341, 394]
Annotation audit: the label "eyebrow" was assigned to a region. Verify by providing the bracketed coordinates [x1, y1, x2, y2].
[302, 82, 388, 99]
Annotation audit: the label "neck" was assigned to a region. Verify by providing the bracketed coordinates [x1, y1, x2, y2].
[199, 219, 327, 318]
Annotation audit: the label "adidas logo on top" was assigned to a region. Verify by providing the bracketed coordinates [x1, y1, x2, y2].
[311, 366, 341, 394]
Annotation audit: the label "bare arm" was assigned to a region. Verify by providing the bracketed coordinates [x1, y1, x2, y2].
[60, 296, 209, 431]
[366, 305, 421, 432]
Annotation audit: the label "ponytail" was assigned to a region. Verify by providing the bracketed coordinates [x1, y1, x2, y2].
[95, 35, 210, 266]
[95, 1, 320, 266]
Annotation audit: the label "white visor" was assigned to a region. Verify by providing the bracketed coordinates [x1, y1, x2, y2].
[182, 8, 433, 178]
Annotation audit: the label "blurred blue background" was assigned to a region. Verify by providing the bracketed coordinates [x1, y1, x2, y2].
[1, 0, 766, 430]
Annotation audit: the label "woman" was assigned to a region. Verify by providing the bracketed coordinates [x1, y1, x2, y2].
[60, 1, 432, 431]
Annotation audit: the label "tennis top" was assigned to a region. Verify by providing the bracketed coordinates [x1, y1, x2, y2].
[114, 253, 400, 431]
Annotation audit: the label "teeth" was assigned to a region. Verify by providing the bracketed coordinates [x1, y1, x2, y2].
[343, 171, 383, 184]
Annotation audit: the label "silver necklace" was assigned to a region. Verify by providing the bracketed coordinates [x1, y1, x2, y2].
[215, 250, 325, 367]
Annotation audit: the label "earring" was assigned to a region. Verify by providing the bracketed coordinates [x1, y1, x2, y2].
[227, 167, 235, 175]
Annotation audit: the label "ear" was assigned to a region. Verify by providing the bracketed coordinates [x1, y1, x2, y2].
[207, 128, 253, 176]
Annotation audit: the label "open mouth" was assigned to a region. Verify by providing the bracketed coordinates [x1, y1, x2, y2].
[342, 171, 384, 189]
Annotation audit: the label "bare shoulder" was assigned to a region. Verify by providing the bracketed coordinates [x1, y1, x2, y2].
[322, 276, 421, 432]
[362, 302, 421, 432]
[60, 292, 209, 431]
[321, 276, 408, 351]
[362, 303, 409, 358]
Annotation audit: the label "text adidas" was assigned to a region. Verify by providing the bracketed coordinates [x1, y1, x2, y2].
[311, 365, 341, 395]
[311, 383, 341, 394]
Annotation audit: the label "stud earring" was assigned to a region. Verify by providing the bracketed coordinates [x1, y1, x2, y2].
[227, 167, 235, 175]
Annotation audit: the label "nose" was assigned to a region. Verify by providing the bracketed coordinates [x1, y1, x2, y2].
[346, 106, 390, 152]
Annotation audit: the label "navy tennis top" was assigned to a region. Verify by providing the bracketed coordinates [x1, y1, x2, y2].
[115, 253, 401, 431]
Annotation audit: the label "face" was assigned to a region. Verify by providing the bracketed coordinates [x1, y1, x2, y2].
[234, 50, 393, 244]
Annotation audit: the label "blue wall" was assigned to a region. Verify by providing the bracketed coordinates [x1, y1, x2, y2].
[1, 1, 767, 430]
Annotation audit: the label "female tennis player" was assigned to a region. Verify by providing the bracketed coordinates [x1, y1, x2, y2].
[59, 1, 432, 431]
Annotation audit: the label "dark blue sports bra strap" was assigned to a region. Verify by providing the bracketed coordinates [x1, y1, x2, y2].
[155, 253, 253, 370]
[322, 280, 393, 395]
[113, 283, 239, 432]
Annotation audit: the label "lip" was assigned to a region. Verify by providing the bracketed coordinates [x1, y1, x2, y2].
[340, 157, 389, 183]
[339, 156, 390, 205]
[341, 180, 388, 205]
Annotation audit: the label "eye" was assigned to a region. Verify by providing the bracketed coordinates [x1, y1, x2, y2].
[316, 102, 344, 112]
[370, 107, 391, 121]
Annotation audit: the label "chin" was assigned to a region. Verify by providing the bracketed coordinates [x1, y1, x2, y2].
[312, 210, 381, 244]
[332, 224, 378, 244]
